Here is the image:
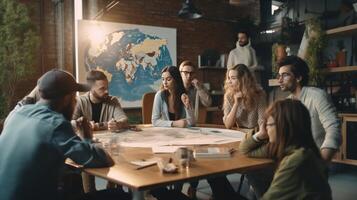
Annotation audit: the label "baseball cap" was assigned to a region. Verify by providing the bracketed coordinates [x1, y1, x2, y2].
[38, 69, 90, 99]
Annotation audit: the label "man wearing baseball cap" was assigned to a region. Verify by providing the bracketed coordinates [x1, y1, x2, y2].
[0, 69, 129, 200]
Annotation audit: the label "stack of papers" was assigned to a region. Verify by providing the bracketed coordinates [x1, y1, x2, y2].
[194, 147, 234, 158]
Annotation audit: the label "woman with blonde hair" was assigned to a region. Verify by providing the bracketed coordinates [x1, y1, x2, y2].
[223, 64, 266, 129]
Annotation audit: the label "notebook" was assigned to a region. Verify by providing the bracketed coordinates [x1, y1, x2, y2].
[193, 147, 234, 158]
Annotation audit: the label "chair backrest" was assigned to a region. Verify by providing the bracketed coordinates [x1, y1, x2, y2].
[141, 92, 156, 124]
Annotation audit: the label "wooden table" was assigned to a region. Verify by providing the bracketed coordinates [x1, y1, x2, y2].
[79, 125, 273, 200]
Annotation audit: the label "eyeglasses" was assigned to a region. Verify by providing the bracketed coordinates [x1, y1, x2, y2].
[180, 71, 195, 76]
[276, 72, 292, 80]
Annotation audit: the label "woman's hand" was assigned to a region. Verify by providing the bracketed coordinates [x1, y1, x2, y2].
[233, 92, 243, 104]
[172, 119, 188, 128]
[181, 93, 192, 109]
[255, 122, 269, 141]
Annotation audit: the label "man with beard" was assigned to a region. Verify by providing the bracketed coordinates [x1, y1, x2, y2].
[277, 56, 341, 161]
[0, 69, 125, 200]
[72, 70, 128, 132]
[247, 56, 341, 199]
[72, 69, 128, 192]
[227, 31, 263, 82]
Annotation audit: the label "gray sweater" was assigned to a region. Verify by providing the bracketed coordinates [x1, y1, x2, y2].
[72, 92, 128, 123]
[289, 87, 341, 150]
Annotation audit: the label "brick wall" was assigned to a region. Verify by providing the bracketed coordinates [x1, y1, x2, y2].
[13, 0, 74, 107]
[14, 0, 259, 122]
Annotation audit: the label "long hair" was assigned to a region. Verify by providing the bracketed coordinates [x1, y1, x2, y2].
[160, 66, 186, 120]
[223, 64, 264, 111]
[266, 99, 321, 161]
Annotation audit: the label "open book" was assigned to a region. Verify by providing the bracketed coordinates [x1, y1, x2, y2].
[193, 147, 234, 158]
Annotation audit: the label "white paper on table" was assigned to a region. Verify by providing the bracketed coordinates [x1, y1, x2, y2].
[130, 157, 160, 167]
[94, 127, 246, 148]
[152, 146, 186, 154]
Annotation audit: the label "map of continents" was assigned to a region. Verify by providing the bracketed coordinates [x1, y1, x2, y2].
[85, 28, 173, 107]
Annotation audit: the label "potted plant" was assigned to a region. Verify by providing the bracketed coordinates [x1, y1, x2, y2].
[0, 0, 40, 127]
[304, 18, 326, 86]
[271, 17, 303, 77]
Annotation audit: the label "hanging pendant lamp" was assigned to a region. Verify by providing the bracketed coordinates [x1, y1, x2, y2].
[178, 0, 203, 19]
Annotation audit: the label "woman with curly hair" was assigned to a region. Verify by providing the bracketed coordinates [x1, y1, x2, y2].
[223, 64, 266, 129]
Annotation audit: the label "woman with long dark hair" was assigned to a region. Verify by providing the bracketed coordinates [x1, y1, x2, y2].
[223, 64, 266, 129]
[239, 99, 331, 199]
[152, 66, 195, 127]
[208, 99, 332, 200]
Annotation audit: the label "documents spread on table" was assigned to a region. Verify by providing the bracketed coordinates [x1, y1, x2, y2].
[94, 127, 245, 149]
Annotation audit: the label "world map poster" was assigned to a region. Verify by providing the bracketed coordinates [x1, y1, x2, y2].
[77, 20, 177, 108]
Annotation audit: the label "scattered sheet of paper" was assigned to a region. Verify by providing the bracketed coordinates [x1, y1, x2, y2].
[130, 157, 160, 167]
[152, 146, 186, 154]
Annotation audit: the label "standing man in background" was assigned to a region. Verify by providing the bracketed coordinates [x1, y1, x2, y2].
[227, 31, 263, 83]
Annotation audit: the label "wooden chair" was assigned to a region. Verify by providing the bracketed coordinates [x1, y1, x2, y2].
[141, 92, 156, 124]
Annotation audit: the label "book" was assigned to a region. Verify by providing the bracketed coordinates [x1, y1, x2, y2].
[193, 147, 234, 158]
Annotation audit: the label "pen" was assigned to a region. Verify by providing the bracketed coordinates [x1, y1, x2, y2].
[135, 162, 157, 170]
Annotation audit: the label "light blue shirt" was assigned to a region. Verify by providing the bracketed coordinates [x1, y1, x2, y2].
[0, 103, 111, 200]
[151, 90, 195, 127]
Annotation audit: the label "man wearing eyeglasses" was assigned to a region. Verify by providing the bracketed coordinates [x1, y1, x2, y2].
[277, 55, 341, 162]
[178, 60, 212, 199]
[179, 60, 212, 117]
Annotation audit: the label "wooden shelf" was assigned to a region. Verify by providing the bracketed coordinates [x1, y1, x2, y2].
[326, 24, 357, 37]
[338, 113, 357, 118]
[323, 66, 357, 73]
[268, 79, 279, 86]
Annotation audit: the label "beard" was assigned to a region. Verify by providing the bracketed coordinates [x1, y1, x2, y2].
[92, 90, 108, 102]
[239, 41, 248, 47]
